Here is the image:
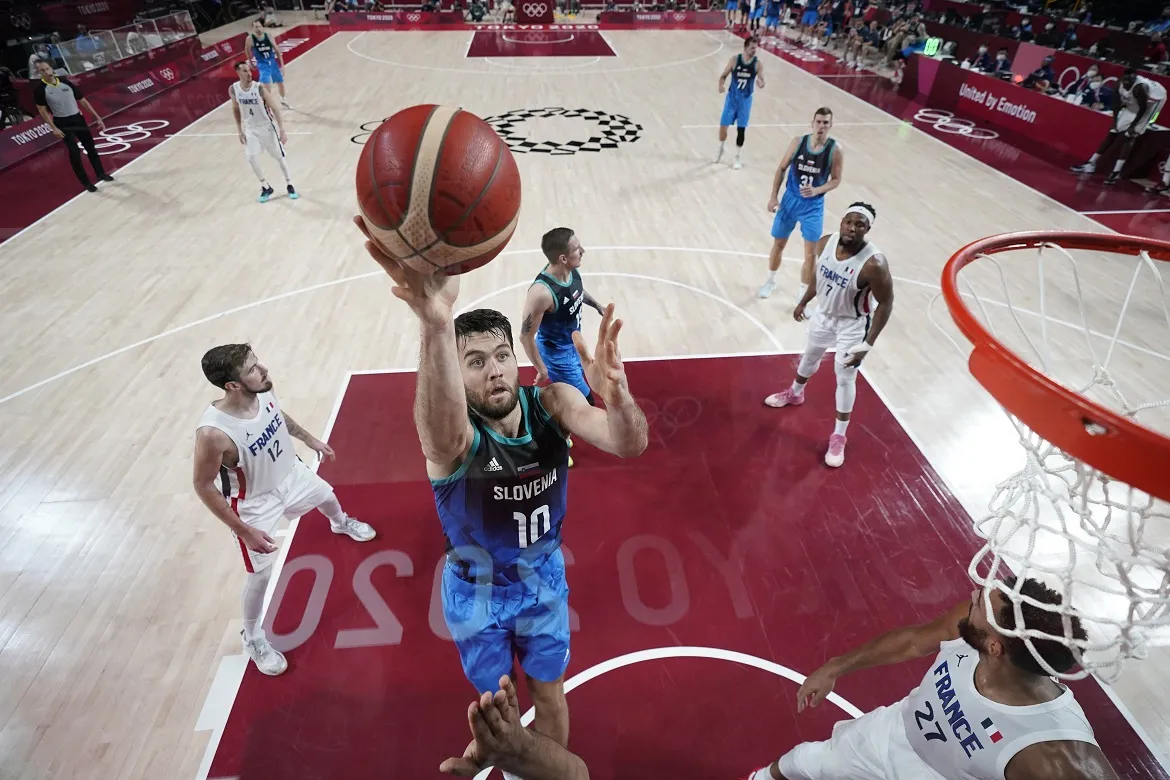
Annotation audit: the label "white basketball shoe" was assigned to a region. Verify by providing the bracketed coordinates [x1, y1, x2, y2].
[331, 515, 376, 542]
[242, 630, 288, 676]
[825, 433, 847, 467]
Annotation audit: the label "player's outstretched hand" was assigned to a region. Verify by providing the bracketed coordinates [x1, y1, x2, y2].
[354, 215, 459, 326]
[440, 675, 530, 776]
[573, 303, 630, 406]
[796, 664, 838, 713]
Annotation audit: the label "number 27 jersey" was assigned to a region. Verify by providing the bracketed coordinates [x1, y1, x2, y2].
[431, 386, 570, 583]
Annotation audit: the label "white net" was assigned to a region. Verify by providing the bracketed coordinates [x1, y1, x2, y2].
[932, 237, 1170, 682]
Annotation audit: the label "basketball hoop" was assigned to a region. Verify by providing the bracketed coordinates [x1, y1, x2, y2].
[938, 231, 1170, 681]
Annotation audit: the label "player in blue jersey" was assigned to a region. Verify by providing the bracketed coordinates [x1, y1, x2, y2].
[758, 107, 845, 302]
[749, 0, 766, 33]
[519, 228, 606, 468]
[244, 19, 288, 109]
[716, 36, 765, 170]
[764, 0, 784, 37]
[356, 216, 649, 770]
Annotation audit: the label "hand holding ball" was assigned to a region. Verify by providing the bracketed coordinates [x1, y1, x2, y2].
[356, 105, 522, 276]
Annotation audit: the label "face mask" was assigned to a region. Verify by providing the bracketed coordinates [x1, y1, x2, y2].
[997, 54, 1006, 60]
[979, 46, 987, 53]
[1090, 80, 1102, 90]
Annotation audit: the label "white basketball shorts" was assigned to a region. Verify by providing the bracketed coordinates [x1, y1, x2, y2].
[244, 125, 285, 160]
[805, 307, 869, 364]
[779, 702, 946, 780]
[233, 458, 333, 573]
[1116, 97, 1165, 135]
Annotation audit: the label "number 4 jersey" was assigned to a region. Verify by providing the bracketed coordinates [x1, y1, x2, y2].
[432, 386, 570, 584]
[197, 391, 296, 500]
[902, 638, 1097, 779]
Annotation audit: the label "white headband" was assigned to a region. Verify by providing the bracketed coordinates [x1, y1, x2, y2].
[845, 205, 876, 226]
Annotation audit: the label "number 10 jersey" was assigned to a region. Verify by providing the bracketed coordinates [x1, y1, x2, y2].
[431, 386, 570, 585]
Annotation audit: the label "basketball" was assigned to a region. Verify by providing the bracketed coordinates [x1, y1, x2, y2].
[356, 104, 522, 276]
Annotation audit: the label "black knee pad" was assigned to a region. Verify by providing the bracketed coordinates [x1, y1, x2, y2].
[736, 126, 746, 146]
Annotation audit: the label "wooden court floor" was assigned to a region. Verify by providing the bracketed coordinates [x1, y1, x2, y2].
[0, 26, 1168, 779]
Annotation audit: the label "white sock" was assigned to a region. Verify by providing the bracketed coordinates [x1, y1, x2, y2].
[1113, 158, 1125, 173]
[1088, 153, 1100, 164]
[317, 493, 347, 526]
[241, 567, 272, 642]
[790, 380, 805, 395]
[752, 769, 773, 780]
[834, 418, 849, 436]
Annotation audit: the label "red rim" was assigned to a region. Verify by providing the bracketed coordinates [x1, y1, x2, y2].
[941, 231, 1170, 500]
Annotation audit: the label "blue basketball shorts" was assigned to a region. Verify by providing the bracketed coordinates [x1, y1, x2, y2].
[442, 549, 571, 694]
[771, 193, 824, 243]
[256, 60, 283, 84]
[751, 6, 765, 19]
[537, 338, 590, 398]
[766, 13, 780, 25]
[720, 93, 753, 129]
[725, 0, 737, 10]
[801, 8, 819, 25]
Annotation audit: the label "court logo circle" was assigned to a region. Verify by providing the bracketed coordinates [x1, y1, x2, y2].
[92, 119, 170, 155]
[912, 108, 999, 140]
[523, 2, 549, 14]
[482, 107, 642, 155]
[406, 12, 420, 20]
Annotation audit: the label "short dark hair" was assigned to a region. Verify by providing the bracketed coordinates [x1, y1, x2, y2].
[848, 200, 877, 219]
[541, 227, 575, 264]
[454, 309, 513, 349]
[235, 60, 249, 71]
[1121, 67, 1137, 82]
[744, 35, 758, 47]
[997, 46, 1008, 52]
[814, 106, 833, 118]
[998, 577, 1086, 676]
[202, 343, 253, 389]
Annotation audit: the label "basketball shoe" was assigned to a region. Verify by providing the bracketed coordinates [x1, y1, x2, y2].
[825, 433, 847, 467]
[330, 515, 376, 542]
[259, 185, 275, 203]
[764, 387, 805, 407]
[242, 629, 288, 676]
[287, 184, 299, 200]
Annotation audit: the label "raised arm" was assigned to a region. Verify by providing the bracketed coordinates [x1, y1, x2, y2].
[580, 286, 605, 315]
[244, 33, 254, 58]
[1005, 740, 1118, 780]
[356, 217, 474, 467]
[768, 137, 800, 209]
[538, 305, 647, 459]
[519, 283, 555, 384]
[796, 600, 969, 711]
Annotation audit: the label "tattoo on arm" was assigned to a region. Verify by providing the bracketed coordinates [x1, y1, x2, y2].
[583, 291, 603, 312]
[283, 414, 313, 442]
[521, 313, 534, 336]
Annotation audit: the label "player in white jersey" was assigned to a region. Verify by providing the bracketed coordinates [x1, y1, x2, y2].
[230, 61, 297, 204]
[763, 202, 892, 467]
[1071, 68, 1167, 185]
[741, 577, 1118, 780]
[192, 344, 376, 676]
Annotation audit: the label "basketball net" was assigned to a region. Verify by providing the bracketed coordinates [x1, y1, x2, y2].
[934, 236, 1170, 682]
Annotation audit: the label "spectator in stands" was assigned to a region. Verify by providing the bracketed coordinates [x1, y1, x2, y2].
[0, 66, 30, 129]
[1057, 25, 1079, 50]
[328, 0, 348, 14]
[1036, 20, 1061, 46]
[32, 58, 112, 193]
[27, 44, 52, 81]
[1064, 63, 1101, 96]
[1022, 54, 1056, 90]
[469, 0, 487, 20]
[1143, 6, 1170, 35]
[991, 46, 1012, 78]
[1013, 17, 1034, 42]
[859, 19, 884, 66]
[1145, 32, 1168, 65]
[74, 25, 99, 55]
[1079, 75, 1114, 110]
[969, 42, 993, 71]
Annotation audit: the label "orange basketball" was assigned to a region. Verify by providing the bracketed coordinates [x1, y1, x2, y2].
[356, 104, 521, 276]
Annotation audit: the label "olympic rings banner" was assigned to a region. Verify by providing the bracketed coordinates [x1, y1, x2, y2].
[912, 57, 1170, 173]
[598, 10, 724, 27]
[516, 1, 554, 24]
[328, 11, 465, 28]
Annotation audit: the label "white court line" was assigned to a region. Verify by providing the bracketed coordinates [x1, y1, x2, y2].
[501, 33, 576, 44]
[599, 30, 619, 57]
[7, 244, 1170, 407]
[348, 349, 800, 375]
[485, 55, 601, 70]
[167, 131, 315, 137]
[347, 28, 724, 75]
[680, 121, 900, 128]
[472, 646, 864, 780]
[1079, 208, 1170, 215]
[463, 30, 475, 58]
[1, 29, 342, 250]
[816, 73, 884, 78]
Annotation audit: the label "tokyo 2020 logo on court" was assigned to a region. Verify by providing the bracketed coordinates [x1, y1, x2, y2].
[92, 120, 171, 155]
[522, 3, 549, 15]
[482, 107, 642, 155]
[912, 108, 999, 140]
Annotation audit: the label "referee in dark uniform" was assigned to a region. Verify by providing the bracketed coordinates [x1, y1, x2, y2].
[33, 59, 113, 192]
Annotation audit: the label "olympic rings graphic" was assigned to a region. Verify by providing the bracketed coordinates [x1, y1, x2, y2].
[1057, 65, 1118, 94]
[639, 396, 704, 444]
[522, 3, 549, 15]
[406, 12, 420, 20]
[912, 108, 999, 140]
[672, 12, 687, 20]
[91, 120, 170, 155]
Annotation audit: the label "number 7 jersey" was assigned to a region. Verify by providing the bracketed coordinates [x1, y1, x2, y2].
[197, 391, 296, 499]
[431, 386, 570, 584]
